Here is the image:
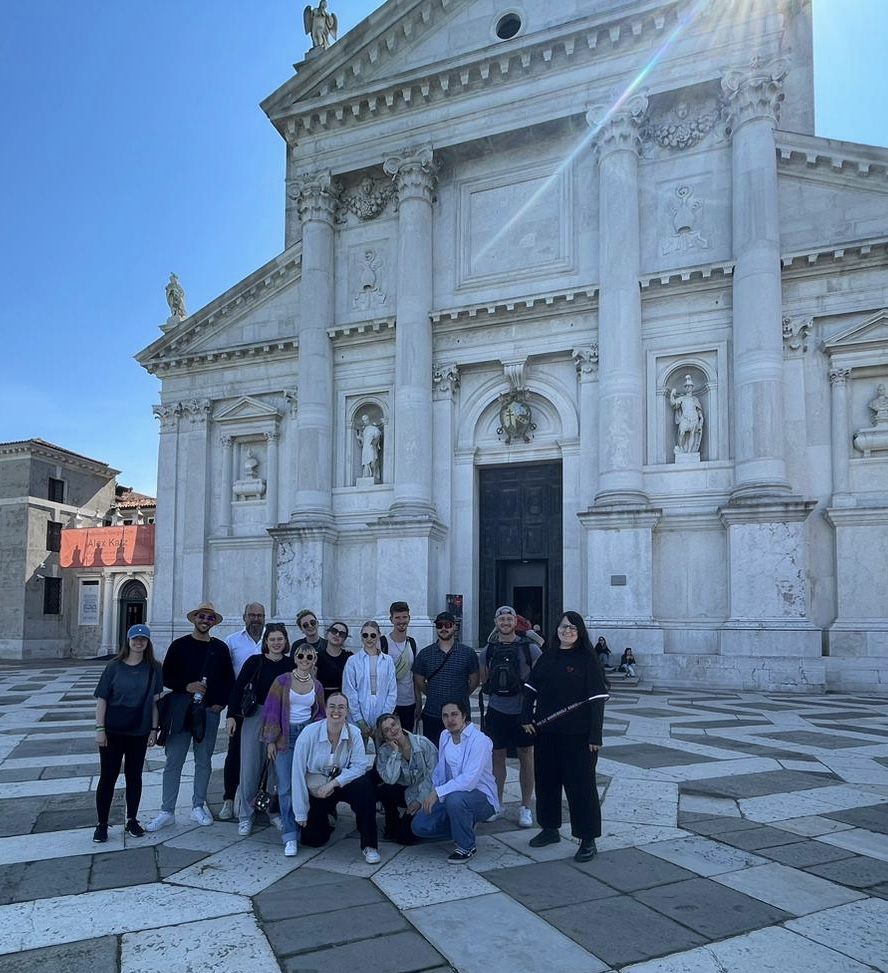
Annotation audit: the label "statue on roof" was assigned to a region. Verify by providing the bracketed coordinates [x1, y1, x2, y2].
[304, 0, 338, 51]
[165, 273, 187, 320]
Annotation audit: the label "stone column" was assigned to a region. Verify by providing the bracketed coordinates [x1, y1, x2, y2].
[829, 367, 853, 506]
[588, 97, 648, 505]
[384, 145, 437, 518]
[572, 345, 600, 508]
[290, 171, 337, 524]
[723, 58, 790, 498]
[265, 431, 280, 527]
[100, 575, 115, 655]
[179, 399, 212, 615]
[150, 402, 181, 648]
[219, 435, 233, 536]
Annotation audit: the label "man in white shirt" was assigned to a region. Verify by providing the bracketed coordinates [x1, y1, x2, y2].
[219, 602, 265, 820]
[380, 600, 418, 731]
[411, 699, 500, 863]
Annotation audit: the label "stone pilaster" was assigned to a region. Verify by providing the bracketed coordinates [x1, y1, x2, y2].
[829, 367, 853, 506]
[150, 402, 181, 647]
[178, 399, 212, 618]
[384, 145, 437, 519]
[264, 431, 280, 527]
[723, 58, 791, 498]
[572, 345, 599, 509]
[290, 171, 338, 525]
[588, 97, 648, 505]
[219, 435, 234, 536]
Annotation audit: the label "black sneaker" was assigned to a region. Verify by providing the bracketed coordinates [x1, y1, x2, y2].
[125, 818, 145, 838]
[575, 838, 597, 863]
[447, 846, 476, 864]
[93, 823, 108, 843]
[529, 828, 561, 848]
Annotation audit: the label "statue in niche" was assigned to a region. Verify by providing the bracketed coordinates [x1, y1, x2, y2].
[355, 413, 384, 482]
[663, 186, 708, 255]
[233, 448, 266, 500]
[869, 384, 888, 426]
[353, 249, 386, 311]
[668, 375, 705, 456]
[165, 273, 187, 320]
[303, 0, 337, 50]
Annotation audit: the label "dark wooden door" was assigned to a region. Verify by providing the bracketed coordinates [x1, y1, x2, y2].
[478, 462, 562, 643]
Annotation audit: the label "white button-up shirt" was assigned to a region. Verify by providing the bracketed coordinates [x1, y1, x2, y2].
[226, 629, 262, 678]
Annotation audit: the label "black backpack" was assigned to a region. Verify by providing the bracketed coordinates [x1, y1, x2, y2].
[483, 640, 532, 697]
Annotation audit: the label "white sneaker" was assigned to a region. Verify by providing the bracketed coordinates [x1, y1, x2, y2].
[284, 840, 298, 857]
[269, 814, 283, 831]
[362, 847, 381, 864]
[518, 805, 534, 828]
[237, 819, 253, 836]
[146, 810, 175, 832]
[219, 799, 235, 821]
[190, 805, 213, 827]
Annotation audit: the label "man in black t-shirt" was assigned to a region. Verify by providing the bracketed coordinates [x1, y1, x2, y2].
[146, 602, 234, 832]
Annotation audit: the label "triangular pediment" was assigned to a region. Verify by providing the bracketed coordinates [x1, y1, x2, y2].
[824, 310, 888, 354]
[214, 396, 281, 423]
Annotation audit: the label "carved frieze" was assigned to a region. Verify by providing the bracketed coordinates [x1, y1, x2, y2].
[432, 363, 460, 396]
[336, 175, 398, 224]
[783, 316, 813, 355]
[572, 345, 599, 376]
[640, 92, 727, 155]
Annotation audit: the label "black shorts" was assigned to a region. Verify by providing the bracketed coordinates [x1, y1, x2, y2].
[484, 706, 534, 751]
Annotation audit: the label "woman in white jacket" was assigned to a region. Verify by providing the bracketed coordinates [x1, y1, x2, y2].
[343, 620, 397, 742]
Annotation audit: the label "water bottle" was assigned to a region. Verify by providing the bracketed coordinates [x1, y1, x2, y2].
[193, 678, 206, 704]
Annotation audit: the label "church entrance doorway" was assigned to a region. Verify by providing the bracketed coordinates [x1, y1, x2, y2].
[478, 462, 562, 643]
[117, 579, 148, 651]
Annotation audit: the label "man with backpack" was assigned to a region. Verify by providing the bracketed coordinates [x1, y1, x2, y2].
[480, 605, 541, 828]
[380, 601, 418, 731]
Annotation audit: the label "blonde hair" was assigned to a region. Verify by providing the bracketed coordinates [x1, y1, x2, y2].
[360, 619, 381, 633]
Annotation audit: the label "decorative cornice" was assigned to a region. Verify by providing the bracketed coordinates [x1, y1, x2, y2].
[722, 55, 787, 134]
[777, 138, 888, 181]
[327, 317, 395, 341]
[780, 238, 888, 272]
[431, 286, 598, 324]
[639, 262, 735, 291]
[146, 339, 299, 376]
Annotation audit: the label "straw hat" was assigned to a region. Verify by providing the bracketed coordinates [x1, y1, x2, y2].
[186, 601, 223, 627]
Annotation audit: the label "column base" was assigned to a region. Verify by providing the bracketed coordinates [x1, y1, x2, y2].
[386, 499, 438, 520]
[729, 480, 792, 502]
[594, 489, 650, 507]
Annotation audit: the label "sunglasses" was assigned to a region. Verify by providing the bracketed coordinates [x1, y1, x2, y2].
[196, 613, 216, 622]
[435, 621, 454, 629]
[328, 628, 347, 637]
[361, 632, 378, 640]
[295, 652, 316, 661]
[300, 618, 317, 628]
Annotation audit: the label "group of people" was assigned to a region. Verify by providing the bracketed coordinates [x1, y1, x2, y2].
[93, 599, 610, 864]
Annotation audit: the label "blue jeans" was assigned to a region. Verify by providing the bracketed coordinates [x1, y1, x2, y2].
[411, 789, 496, 853]
[161, 709, 221, 813]
[274, 722, 308, 845]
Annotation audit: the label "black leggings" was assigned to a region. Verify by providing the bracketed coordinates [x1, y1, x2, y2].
[300, 772, 379, 850]
[96, 732, 150, 824]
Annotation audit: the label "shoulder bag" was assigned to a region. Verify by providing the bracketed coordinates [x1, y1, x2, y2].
[240, 655, 264, 718]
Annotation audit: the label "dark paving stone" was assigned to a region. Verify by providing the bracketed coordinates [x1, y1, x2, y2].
[39, 711, 94, 722]
[89, 846, 159, 890]
[33, 807, 107, 833]
[0, 855, 91, 904]
[603, 743, 715, 769]
[759, 839, 858, 868]
[155, 844, 208, 879]
[616, 707, 688, 719]
[542, 895, 707, 967]
[814, 723, 888, 738]
[8, 737, 97, 757]
[634, 876, 791, 938]
[571, 846, 699, 892]
[0, 695, 28, 705]
[876, 757, 888, 769]
[671, 733, 822, 761]
[678, 719, 772, 729]
[0, 804, 40, 837]
[485, 860, 617, 910]
[0, 767, 43, 782]
[256, 873, 385, 921]
[40, 762, 102, 779]
[265, 901, 408, 956]
[822, 804, 888, 835]
[797, 710, 880, 721]
[680, 769, 840, 799]
[758, 730, 876, 750]
[730, 702, 806, 712]
[678, 816, 763, 836]
[869, 883, 888, 899]
[806, 855, 888, 888]
[0, 936, 119, 973]
[603, 725, 628, 737]
[280, 929, 444, 973]
[713, 825, 808, 851]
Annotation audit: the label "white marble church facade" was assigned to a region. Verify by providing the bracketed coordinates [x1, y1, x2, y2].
[138, 0, 888, 692]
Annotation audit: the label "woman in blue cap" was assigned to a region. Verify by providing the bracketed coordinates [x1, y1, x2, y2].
[92, 623, 164, 842]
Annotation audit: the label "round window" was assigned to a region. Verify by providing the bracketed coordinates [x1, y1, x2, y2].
[495, 13, 522, 40]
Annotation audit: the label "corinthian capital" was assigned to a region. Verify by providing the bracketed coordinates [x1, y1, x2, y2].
[829, 366, 851, 386]
[152, 402, 181, 432]
[383, 145, 437, 203]
[586, 95, 649, 159]
[288, 170, 340, 224]
[722, 56, 788, 133]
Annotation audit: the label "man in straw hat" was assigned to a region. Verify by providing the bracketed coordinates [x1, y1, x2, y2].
[146, 602, 234, 831]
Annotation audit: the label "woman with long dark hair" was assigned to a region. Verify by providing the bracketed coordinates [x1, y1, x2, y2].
[521, 611, 608, 862]
[92, 624, 163, 842]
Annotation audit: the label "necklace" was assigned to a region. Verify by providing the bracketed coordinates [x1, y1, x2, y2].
[292, 671, 312, 684]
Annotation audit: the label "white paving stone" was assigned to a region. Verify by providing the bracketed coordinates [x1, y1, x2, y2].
[596, 824, 692, 853]
[163, 826, 245, 853]
[737, 791, 837, 823]
[0, 825, 125, 865]
[304, 835, 394, 876]
[163, 836, 307, 894]
[678, 794, 742, 817]
[713, 862, 865, 915]
[373, 841, 499, 907]
[622, 925, 875, 973]
[468, 834, 534, 872]
[786, 898, 888, 971]
[406, 890, 608, 973]
[0, 883, 250, 955]
[643, 836, 769, 876]
[493, 825, 581, 862]
[772, 815, 856, 837]
[0, 776, 91, 798]
[121, 913, 280, 973]
[819, 827, 888, 863]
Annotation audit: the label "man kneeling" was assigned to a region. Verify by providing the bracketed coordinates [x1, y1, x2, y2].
[411, 700, 500, 863]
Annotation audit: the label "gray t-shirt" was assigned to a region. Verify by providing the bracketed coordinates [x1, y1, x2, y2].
[95, 660, 163, 735]
[482, 638, 541, 715]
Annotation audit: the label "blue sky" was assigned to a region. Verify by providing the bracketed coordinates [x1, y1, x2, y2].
[1, 0, 885, 495]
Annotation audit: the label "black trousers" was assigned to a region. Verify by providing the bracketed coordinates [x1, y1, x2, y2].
[300, 772, 379, 850]
[395, 703, 416, 732]
[96, 732, 150, 824]
[534, 732, 601, 841]
[421, 714, 443, 745]
[223, 716, 243, 800]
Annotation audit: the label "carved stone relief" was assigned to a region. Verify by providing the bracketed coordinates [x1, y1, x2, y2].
[352, 248, 387, 311]
[853, 382, 888, 456]
[662, 185, 709, 256]
[641, 94, 726, 154]
[496, 392, 536, 444]
[432, 363, 460, 396]
[572, 345, 599, 376]
[336, 175, 398, 224]
[233, 445, 266, 500]
[783, 316, 813, 355]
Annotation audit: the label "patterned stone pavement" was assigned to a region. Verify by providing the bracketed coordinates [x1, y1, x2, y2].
[2, 662, 888, 972]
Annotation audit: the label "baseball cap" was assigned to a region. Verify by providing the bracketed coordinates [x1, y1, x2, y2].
[495, 605, 517, 618]
[434, 611, 456, 624]
[127, 623, 151, 640]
